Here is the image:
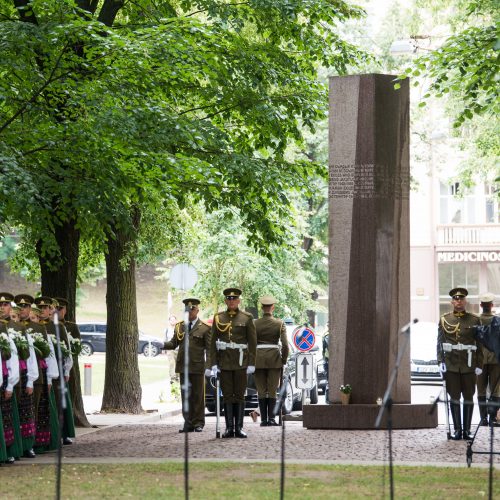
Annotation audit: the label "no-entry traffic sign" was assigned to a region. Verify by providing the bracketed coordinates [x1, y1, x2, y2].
[293, 326, 316, 352]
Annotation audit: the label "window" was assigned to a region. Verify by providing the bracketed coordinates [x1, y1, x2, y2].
[78, 324, 95, 332]
[439, 182, 477, 224]
[485, 184, 499, 223]
[438, 262, 479, 315]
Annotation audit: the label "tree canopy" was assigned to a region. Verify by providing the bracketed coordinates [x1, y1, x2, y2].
[402, 0, 499, 128]
[0, 0, 366, 411]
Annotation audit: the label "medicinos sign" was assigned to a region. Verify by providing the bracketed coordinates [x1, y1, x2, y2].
[438, 251, 500, 263]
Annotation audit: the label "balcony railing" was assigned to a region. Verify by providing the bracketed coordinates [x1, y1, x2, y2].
[437, 224, 500, 246]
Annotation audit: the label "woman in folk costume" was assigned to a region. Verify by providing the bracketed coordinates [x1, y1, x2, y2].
[47, 298, 76, 444]
[11, 321, 39, 458]
[0, 330, 21, 463]
[31, 297, 60, 452]
[0, 293, 23, 463]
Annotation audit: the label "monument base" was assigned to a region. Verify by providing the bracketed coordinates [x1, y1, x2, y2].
[303, 404, 438, 429]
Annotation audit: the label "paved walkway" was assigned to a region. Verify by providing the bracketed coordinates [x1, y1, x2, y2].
[25, 404, 500, 468]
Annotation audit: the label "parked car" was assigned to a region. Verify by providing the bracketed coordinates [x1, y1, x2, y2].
[77, 322, 164, 357]
[410, 321, 441, 382]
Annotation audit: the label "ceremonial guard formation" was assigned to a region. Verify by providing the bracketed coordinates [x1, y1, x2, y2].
[437, 287, 483, 440]
[254, 295, 289, 427]
[163, 298, 211, 433]
[0, 292, 78, 464]
[210, 288, 256, 438]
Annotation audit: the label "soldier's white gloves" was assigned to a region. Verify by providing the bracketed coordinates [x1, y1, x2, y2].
[211, 365, 219, 377]
[475, 367, 483, 376]
[439, 363, 447, 373]
[246, 365, 255, 375]
[204, 368, 212, 377]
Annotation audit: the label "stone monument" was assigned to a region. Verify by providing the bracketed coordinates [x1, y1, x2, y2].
[303, 74, 437, 429]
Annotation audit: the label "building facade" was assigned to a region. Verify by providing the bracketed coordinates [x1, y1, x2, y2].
[411, 172, 500, 322]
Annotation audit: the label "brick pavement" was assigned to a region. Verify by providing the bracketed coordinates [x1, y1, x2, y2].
[26, 412, 500, 468]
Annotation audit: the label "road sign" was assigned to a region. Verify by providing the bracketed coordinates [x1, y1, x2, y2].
[293, 326, 316, 352]
[169, 263, 198, 291]
[295, 352, 315, 390]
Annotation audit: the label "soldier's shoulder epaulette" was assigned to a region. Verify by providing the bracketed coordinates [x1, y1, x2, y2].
[468, 312, 481, 319]
[239, 310, 253, 318]
[200, 319, 211, 327]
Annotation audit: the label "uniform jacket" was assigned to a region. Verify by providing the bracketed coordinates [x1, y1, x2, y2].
[164, 319, 211, 374]
[254, 313, 289, 368]
[210, 309, 256, 369]
[479, 313, 498, 365]
[437, 311, 483, 373]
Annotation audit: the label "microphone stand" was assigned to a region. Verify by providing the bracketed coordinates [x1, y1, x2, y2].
[375, 319, 418, 500]
[182, 304, 191, 500]
[275, 377, 288, 500]
[53, 311, 67, 500]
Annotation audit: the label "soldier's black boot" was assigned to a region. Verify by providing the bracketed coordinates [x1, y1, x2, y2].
[478, 396, 488, 426]
[234, 403, 247, 438]
[258, 399, 268, 427]
[450, 402, 462, 440]
[267, 398, 279, 426]
[462, 402, 473, 440]
[222, 403, 234, 438]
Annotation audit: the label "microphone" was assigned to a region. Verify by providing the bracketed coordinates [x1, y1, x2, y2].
[400, 318, 419, 333]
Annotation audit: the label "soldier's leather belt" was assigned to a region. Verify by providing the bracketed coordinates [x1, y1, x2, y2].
[216, 340, 248, 366]
[442, 343, 477, 367]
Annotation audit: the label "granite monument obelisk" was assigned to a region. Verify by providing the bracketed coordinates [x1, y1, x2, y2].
[303, 74, 436, 429]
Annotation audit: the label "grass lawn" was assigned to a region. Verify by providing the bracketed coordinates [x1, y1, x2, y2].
[3, 462, 499, 499]
[78, 354, 171, 396]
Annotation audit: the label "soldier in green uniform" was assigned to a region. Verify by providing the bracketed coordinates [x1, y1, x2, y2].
[437, 287, 483, 440]
[163, 298, 211, 433]
[254, 295, 289, 427]
[476, 292, 500, 426]
[210, 288, 256, 438]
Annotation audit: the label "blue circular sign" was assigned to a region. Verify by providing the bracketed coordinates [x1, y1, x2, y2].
[293, 326, 316, 352]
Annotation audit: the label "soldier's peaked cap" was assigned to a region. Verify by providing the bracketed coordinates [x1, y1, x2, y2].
[34, 296, 53, 306]
[449, 287, 468, 298]
[223, 287, 242, 297]
[14, 294, 35, 305]
[479, 292, 495, 303]
[182, 297, 200, 306]
[260, 295, 277, 305]
[0, 292, 14, 302]
[54, 297, 69, 308]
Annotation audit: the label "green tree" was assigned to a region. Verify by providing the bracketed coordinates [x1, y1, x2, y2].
[403, 0, 499, 127]
[167, 207, 319, 322]
[1, 0, 365, 412]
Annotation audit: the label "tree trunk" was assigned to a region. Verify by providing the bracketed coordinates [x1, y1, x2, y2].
[101, 224, 142, 413]
[37, 218, 91, 427]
